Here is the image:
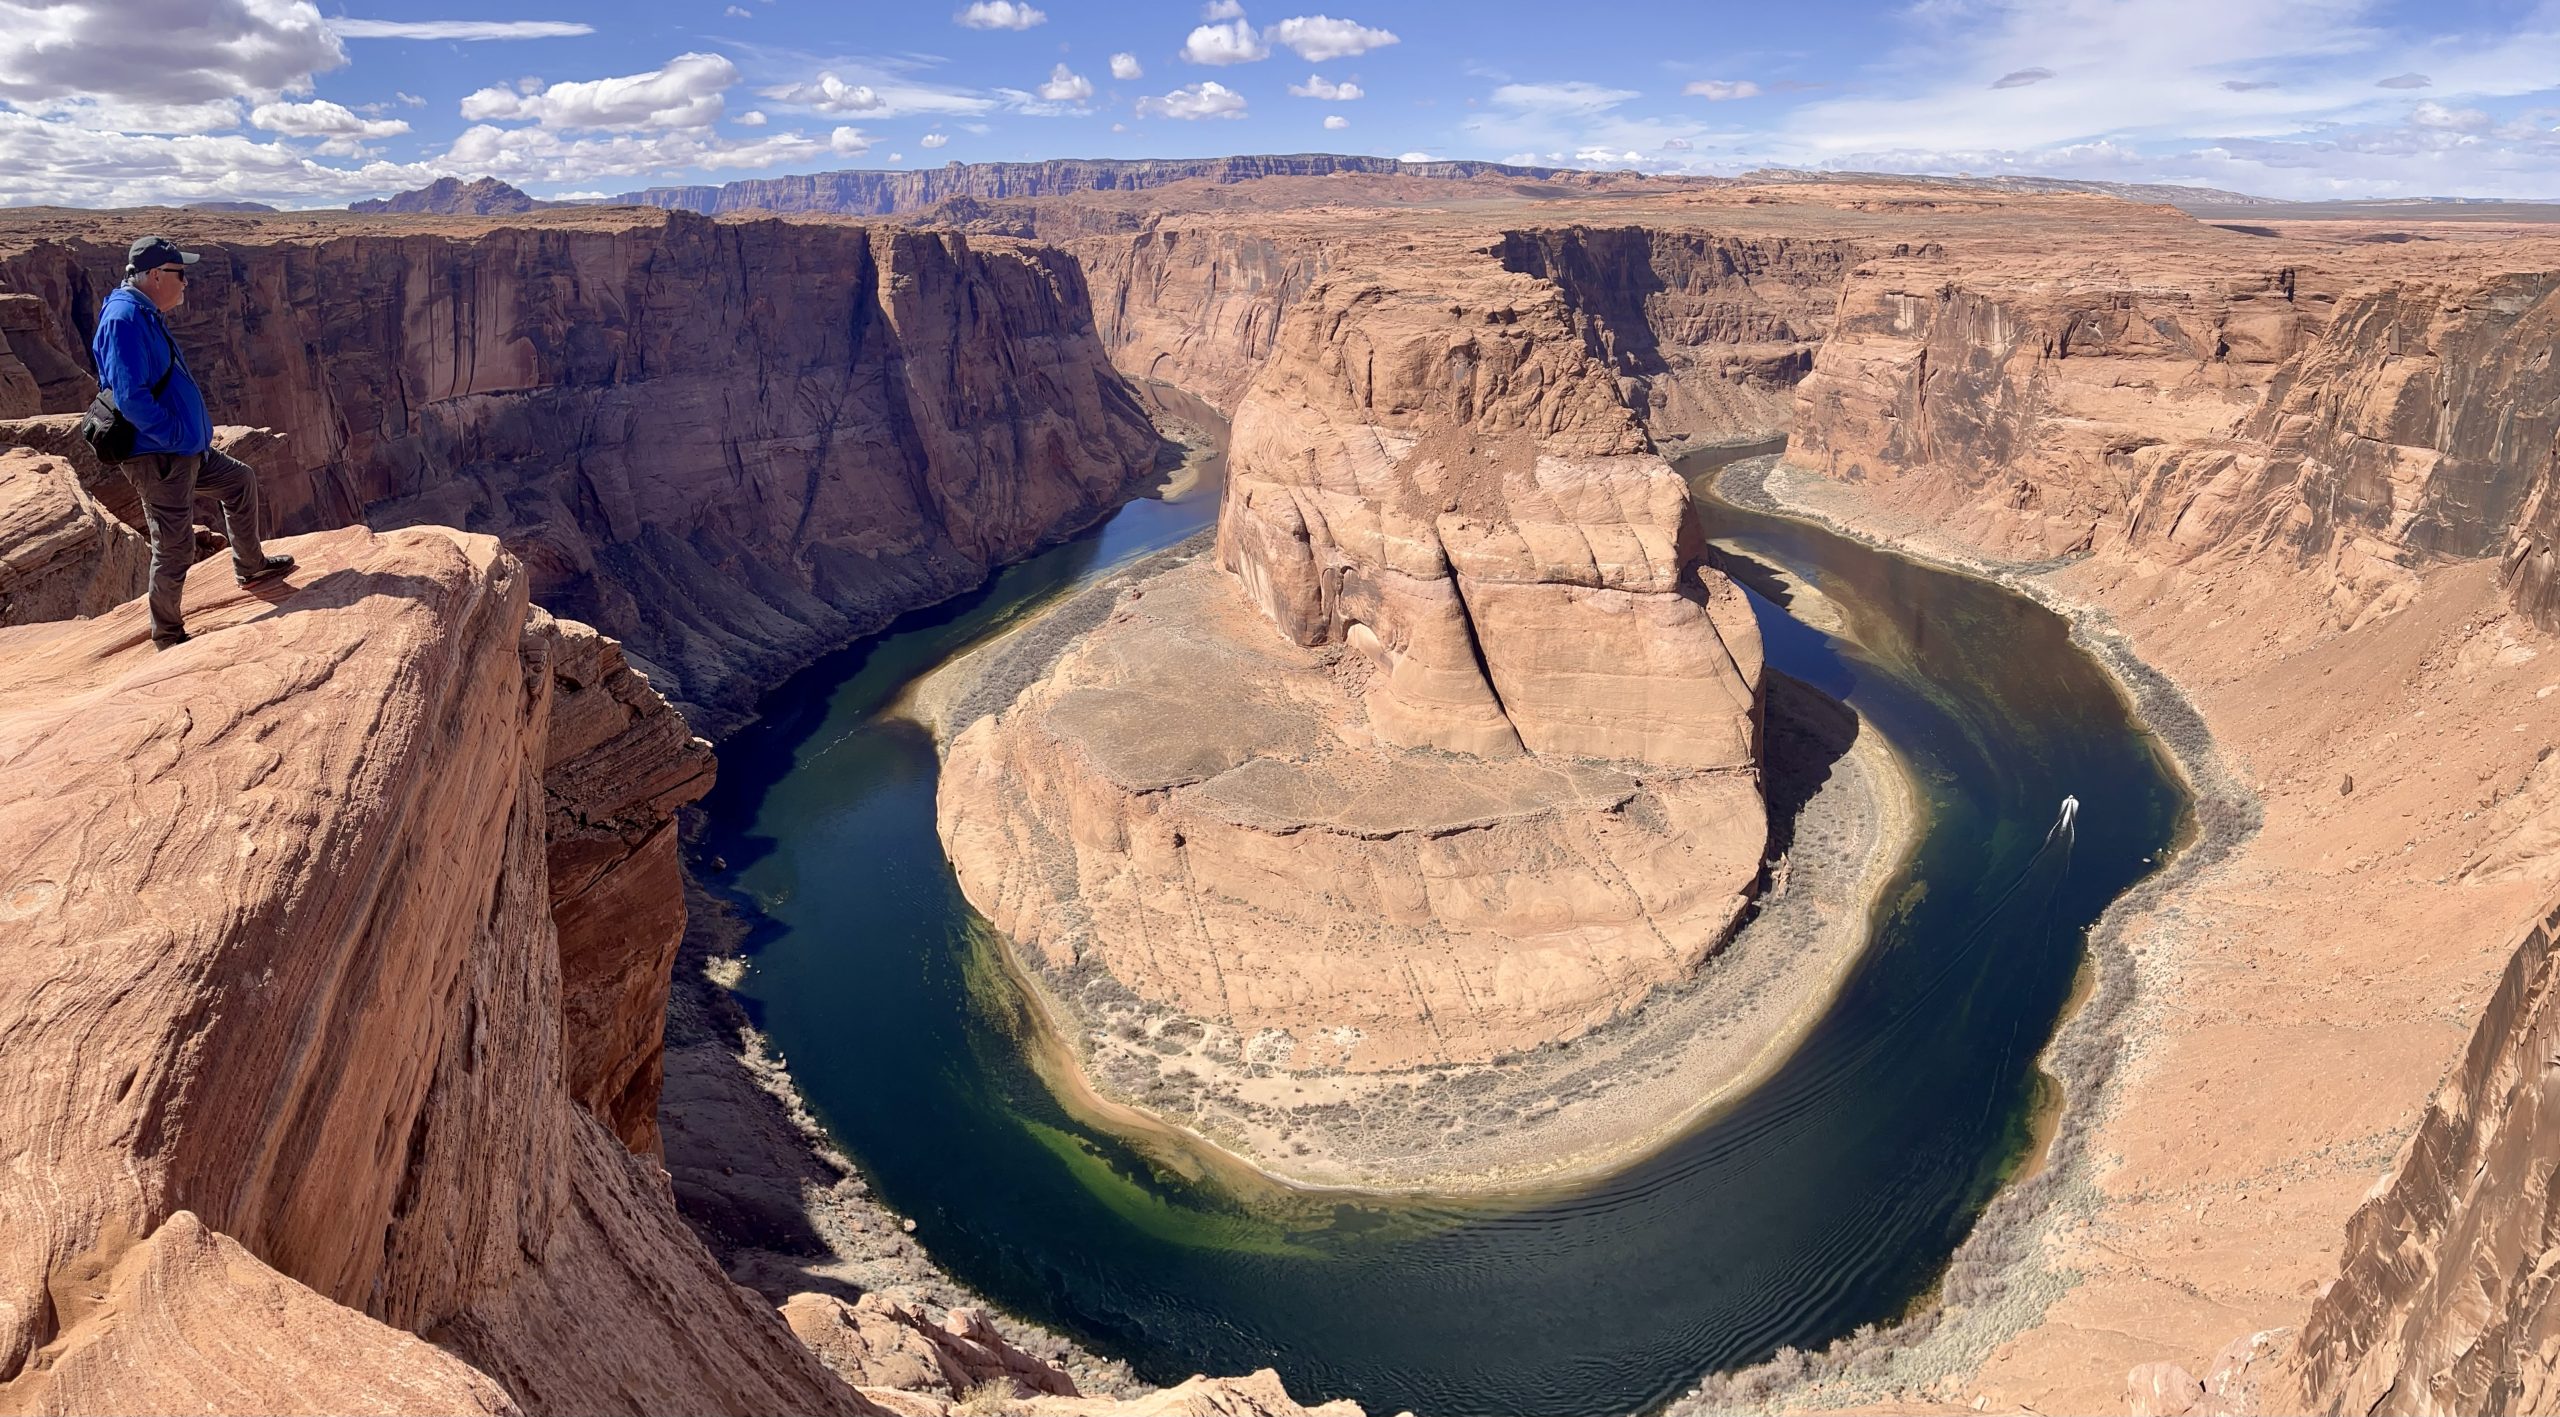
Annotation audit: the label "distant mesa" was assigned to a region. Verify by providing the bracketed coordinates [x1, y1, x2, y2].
[350, 176, 541, 215]
[182, 200, 279, 213]
[1738, 166, 2278, 210]
[612, 152, 1610, 216]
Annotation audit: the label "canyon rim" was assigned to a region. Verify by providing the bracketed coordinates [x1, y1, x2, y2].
[5, 139, 2560, 1417]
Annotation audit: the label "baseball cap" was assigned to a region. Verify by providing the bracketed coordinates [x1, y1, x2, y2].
[126, 236, 200, 274]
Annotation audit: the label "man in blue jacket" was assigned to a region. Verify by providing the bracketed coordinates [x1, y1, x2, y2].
[93, 235, 294, 648]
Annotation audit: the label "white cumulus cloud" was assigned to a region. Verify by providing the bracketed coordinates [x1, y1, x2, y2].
[1137, 80, 1248, 118]
[250, 98, 409, 137]
[1684, 79, 1759, 101]
[1039, 63, 1093, 102]
[441, 121, 828, 183]
[831, 126, 873, 154]
[762, 68, 996, 119]
[2412, 99, 2489, 130]
[1181, 19, 1269, 64]
[1288, 73, 1362, 100]
[331, 19, 592, 39]
[461, 52, 735, 129]
[1203, 0, 1245, 16]
[1324, 113, 1347, 129]
[0, 0, 346, 108]
[921, 131, 949, 147]
[1265, 14, 1397, 62]
[956, 0, 1045, 29]
[1111, 52, 1143, 79]
[735, 109, 767, 125]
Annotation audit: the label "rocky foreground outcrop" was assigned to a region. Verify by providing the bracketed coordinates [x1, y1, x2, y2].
[0, 522, 1359, 1416]
[0, 525, 856, 1413]
[943, 244, 1767, 1079]
[0, 211, 1165, 733]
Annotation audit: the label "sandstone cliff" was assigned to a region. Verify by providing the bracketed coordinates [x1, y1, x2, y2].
[614, 154, 1591, 215]
[1780, 232, 2560, 634]
[942, 243, 1768, 1083]
[0, 446, 142, 625]
[0, 292, 87, 417]
[2276, 892, 2560, 1414]
[0, 211, 1165, 734]
[1492, 225, 1855, 445]
[0, 524, 859, 1414]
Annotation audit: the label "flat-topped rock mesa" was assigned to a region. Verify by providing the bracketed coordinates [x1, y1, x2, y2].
[612, 153, 1615, 215]
[0, 211, 1165, 733]
[942, 248, 1768, 1073]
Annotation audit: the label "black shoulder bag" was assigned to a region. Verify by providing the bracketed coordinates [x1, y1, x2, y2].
[78, 317, 177, 466]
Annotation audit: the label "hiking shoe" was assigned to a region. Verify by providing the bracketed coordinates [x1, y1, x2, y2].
[152, 629, 191, 650]
[235, 554, 296, 588]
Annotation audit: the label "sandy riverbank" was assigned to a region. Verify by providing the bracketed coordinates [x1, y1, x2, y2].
[911, 526, 1928, 1195]
[1677, 456, 2560, 1417]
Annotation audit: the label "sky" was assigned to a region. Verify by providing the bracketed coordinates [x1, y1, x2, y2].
[4, 0, 2560, 207]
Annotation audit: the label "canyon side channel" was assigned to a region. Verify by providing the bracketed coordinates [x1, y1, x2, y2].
[6, 163, 2560, 1416]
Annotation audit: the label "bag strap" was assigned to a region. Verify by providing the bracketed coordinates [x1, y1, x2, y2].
[148, 312, 177, 399]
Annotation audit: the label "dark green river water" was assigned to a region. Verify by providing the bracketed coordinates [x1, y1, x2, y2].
[696, 446, 2187, 1417]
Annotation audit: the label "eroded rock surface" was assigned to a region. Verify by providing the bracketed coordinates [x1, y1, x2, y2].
[0, 446, 143, 625]
[0, 526, 867, 1415]
[944, 246, 1767, 1080]
[0, 212, 1164, 732]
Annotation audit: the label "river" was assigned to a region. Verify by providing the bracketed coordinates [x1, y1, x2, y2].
[694, 441, 2187, 1417]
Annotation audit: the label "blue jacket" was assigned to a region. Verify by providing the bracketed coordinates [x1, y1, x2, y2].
[91, 284, 211, 457]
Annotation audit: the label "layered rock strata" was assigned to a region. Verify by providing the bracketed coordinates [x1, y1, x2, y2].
[0, 213, 1165, 732]
[614, 154, 1589, 215]
[0, 525, 860, 1414]
[0, 446, 143, 625]
[541, 611, 716, 1157]
[1492, 226, 1855, 445]
[2277, 890, 2560, 1413]
[0, 291, 88, 417]
[1783, 236, 2560, 634]
[943, 253, 1767, 1077]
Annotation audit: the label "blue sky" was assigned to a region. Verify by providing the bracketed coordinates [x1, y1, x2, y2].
[3, 0, 2559, 206]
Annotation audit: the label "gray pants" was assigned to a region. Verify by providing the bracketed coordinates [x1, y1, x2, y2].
[126, 448, 270, 638]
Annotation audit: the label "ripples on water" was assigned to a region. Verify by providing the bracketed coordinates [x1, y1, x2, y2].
[697, 445, 2187, 1417]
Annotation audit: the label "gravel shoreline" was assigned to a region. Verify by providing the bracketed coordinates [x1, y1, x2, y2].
[1671, 457, 2262, 1415]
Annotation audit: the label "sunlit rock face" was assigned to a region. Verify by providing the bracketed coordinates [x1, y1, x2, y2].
[943, 247, 1768, 1074]
[0, 214, 1164, 734]
[0, 525, 860, 1416]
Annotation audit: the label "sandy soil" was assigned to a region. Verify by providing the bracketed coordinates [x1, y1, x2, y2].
[1673, 459, 2560, 1416]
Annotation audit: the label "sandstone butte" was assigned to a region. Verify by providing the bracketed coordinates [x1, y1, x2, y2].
[8, 168, 2560, 1414]
[940, 243, 1768, 1077]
